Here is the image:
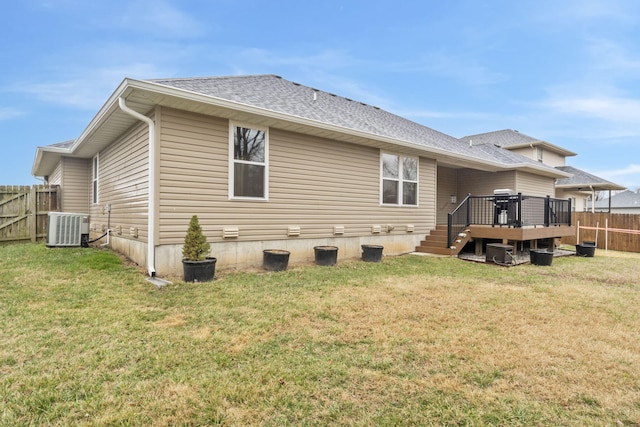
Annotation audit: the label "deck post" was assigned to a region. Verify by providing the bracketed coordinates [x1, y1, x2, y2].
[544, 195, 550, 227]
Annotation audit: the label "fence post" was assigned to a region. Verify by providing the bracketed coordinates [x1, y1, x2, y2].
[29, 185, 37, 242]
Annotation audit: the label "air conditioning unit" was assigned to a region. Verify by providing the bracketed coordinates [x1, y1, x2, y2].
[47, 212, 90, 247]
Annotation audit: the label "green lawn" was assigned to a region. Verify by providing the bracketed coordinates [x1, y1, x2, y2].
[1, 243, 640, 426]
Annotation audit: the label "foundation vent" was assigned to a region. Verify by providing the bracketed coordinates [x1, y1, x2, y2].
[287, 226, 301, 237]
[223, 227, 239, 239]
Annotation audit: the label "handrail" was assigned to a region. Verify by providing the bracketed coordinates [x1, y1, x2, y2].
[447, 193, 471, 247]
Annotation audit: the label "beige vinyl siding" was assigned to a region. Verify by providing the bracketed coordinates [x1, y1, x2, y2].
[556, 189, 587, 212]
[539, 150, 566, 167]
[457, 169, 516, 196]
[89, 121, 149, 241]
[509, 147, 537, 162]
[436, 166, 458, 224]
[49, 162, 62, 185]
[458, 168, 556, 198]
[515, 171, 556, 197]
[509, 146, 566, 167]
[60, 157, 90, 213]
[158, 107, 436, 244]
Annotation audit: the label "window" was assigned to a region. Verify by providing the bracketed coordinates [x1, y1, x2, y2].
[92, 154, 99, 204]
[537, 147, 543, 163]
[230, 124, 268, 199]
[381, 153, 418, 205]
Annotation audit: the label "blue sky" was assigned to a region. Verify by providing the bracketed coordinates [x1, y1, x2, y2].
[2, 0, 639, 189]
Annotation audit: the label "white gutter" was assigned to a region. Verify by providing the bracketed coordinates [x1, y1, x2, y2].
[117, 97, 156, 277]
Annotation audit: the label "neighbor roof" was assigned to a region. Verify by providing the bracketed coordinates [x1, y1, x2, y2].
[461, 129, 577, 157]
[33, 74, 570, 179]
[555, 165, 626, 191]
[592, 190, 640, 208]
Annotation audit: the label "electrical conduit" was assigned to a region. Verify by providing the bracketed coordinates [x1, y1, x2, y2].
[117, 97, 156, 277]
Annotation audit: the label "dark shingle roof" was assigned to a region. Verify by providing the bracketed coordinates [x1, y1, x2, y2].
[148, 75, 561, 171]
[555, 165, 625, 190]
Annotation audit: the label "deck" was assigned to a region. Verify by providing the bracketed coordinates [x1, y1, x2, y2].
[415, 193, 574, 256]
[468, 224, 575, 241]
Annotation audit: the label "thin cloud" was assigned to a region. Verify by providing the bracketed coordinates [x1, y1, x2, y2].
[0, 107, 25, 121]
[14, 63, 167, 110]
[233, 48, 360, 70]
[400, 109, 493, 121]
[533, 0, 639, 27]
[545, 95, 640, 127]
[596, 164, 640, 178]
[120, 0, 207, 38]
[386, 53, 508, 87]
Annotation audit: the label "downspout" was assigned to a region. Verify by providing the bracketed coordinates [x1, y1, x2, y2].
[118, 97, 156, 277]
[590, 185, 595, 213]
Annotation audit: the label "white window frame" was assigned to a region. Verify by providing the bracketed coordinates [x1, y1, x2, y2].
[380, 152, 419, 206]
[537, 147, 543, 162]
[229, 122, 269, 200]
[92, 154, 99, 204]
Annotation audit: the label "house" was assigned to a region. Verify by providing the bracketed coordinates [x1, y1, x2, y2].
[460, 129, 626, 212]
[589, 190, 640, 214]
[32, 75, 574, 276]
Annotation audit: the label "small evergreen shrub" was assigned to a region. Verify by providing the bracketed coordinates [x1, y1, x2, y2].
[182, 215, 211, 261]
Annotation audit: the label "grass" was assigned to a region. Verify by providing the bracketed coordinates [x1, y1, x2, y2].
[1, 243, 640, 426]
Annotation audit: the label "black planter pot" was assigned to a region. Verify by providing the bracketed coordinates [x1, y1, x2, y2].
[361, 244, 384, 262]
[263, 249, 290, 271]
[530, 249, 553, 266]
[183, 257, 217, 282]
[576, 243, 596, 257]
[314, 246, 338, 266]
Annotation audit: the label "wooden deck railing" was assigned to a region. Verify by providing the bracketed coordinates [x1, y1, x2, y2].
[448, 193, 572, 247]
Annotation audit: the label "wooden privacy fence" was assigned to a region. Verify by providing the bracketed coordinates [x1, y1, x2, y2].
[562, 212, 640, 253]
[0, 185, 59, 243]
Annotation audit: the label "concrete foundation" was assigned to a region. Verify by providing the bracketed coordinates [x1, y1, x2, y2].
[109, 234, 423, 277]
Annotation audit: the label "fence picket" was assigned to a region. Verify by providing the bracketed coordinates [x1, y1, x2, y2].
[0, 185, 59, 243]
[563, 212, 640, 253]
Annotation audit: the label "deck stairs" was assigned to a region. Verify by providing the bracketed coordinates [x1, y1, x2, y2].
[415, 225, 471, 256]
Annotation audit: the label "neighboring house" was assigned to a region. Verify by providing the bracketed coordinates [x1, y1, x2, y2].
[460, 129, 625, 212]
[555, 166, 626, 212]
[33, 75, 574, 276]
[589, 190, 640, 214]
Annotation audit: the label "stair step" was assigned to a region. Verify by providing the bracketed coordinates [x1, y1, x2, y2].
[415, 246, 455, 255]
[420, 241, 448, 247]
[414, 226, 472, 257]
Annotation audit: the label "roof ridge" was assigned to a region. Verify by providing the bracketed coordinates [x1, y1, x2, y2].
[147, 74, 282, 83]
